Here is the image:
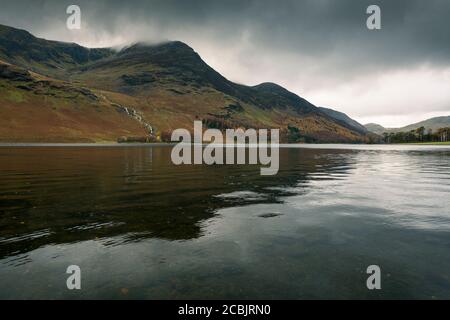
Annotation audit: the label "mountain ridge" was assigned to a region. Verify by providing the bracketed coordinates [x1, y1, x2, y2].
[318, 107, 368, 134]
[0, 23, 370, 143]
[365, 116, 450, 134]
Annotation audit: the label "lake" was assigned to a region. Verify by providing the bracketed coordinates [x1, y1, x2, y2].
[0, 144, 449, 299]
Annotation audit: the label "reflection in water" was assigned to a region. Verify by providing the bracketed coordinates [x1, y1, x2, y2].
[0, 147, 339, 254]
[0, 146, 449, 299]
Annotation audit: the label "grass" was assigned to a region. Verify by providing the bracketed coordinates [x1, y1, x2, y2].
[7, 90, 25, 103]
[405, 141, 450, 145]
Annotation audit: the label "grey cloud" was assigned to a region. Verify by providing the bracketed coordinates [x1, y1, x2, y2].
[1, 0, 449, 66]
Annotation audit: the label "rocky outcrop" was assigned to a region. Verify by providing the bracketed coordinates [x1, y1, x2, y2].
[0, 63, 33, 81]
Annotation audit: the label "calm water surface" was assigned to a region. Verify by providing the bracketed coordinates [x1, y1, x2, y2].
[0, 145, 449, 299]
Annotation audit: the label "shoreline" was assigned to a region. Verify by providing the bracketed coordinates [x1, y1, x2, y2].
[401, 141, 450, 145]
[1, 142, 449, 149]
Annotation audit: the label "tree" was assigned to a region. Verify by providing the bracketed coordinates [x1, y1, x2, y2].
[426, 128, 433, 142]
[435, 127, 449, 142]
[416, 126, 425, 141]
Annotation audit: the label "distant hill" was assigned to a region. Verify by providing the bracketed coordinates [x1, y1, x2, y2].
[318, 107, 368, 134]
[399, 116, 450, 132]
[365, 116, 450, 135]
[364, 123, 387, 135]
[0, 24, 370, 143]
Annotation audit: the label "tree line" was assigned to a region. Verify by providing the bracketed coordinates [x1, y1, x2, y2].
[383, 127, 450, 143]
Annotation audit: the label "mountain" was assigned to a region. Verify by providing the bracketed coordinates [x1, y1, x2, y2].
[365, 116, 450, 135]
[364, 123, 387, 135]
[398, 116, 450, 132]
[318, 107, 368, 134]
[0, 24, 370, 143]
[0, 24, 113, 79]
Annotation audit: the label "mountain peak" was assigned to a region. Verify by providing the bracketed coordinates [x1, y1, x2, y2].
[319, 107, 367, 134]
[119, 40, 194, 55]
[0, 24, 113, 77]
[253, 82, 286, 91]
[0, 23, 37, 45]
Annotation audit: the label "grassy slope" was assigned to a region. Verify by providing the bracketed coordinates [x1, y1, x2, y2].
[0, 68, 367, 143]
[404, 141, 450, 145]
[0, 64, 147, 142]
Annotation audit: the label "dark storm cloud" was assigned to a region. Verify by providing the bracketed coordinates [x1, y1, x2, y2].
[1, 0, 449, 68]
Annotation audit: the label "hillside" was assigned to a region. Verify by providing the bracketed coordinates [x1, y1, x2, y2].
[365, 116, 450, 135]
[318, 107, 368, 134]
[0, 24, 370, 143]
[0, 60, 148, 142]
[399, 116, 450, 132]
[0, 24, 113, 79]
[364, 123, 387, 135]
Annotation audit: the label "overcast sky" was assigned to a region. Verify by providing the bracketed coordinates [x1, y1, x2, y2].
[1, 0, 449, 127]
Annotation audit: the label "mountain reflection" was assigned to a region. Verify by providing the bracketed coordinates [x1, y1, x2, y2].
[0, 146, 356, 258]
